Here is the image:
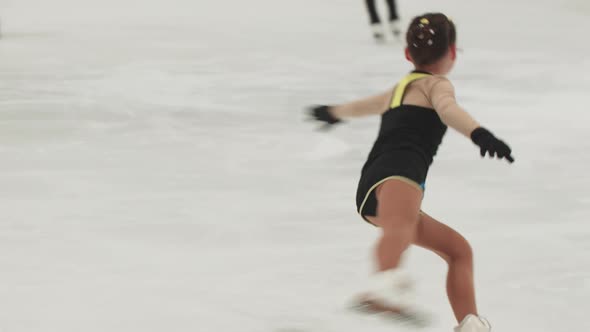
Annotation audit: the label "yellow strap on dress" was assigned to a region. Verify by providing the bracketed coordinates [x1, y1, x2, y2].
[389, 73, 431, 108]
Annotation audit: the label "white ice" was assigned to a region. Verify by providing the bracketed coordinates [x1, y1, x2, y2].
[0, 0, 589, 331]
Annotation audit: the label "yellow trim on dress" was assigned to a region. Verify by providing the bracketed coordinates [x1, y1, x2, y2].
[389, 73, 431, 109]
[358, 175, 424, 216]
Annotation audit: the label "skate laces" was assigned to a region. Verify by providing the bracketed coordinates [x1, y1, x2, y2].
[479, 316, 492, 330]
[475, 316, 492, 330]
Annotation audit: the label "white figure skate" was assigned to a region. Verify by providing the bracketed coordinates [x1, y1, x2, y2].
[389, 19, 402, 39]
[370, 23, 385, 42]
[352, 269, 430, 326]
[454, 314, 492, 332]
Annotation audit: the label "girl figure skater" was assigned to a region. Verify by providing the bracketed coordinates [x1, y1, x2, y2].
[365, 0, 401, 41]
[308, 13, 513, 332]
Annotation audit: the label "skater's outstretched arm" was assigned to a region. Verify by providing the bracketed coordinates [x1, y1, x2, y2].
[330, 90, 392, 118]
[307, 90, 392, 127]
[429, 78, 514, 162]
[429, 77, 479, 137]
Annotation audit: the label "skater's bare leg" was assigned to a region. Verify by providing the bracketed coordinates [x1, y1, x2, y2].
[356, 180, 422, 315]
[414, 212, 477, 323]
[368, 179, 422, 271]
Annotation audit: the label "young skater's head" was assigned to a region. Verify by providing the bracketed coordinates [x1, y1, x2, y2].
[405, 13, 456, 74]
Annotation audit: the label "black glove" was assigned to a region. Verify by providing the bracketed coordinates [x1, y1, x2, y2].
[307, 105, 342, 129]
[470, 127, 514, 163]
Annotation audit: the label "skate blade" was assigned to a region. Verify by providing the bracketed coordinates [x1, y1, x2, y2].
[350, 301, 432, 328]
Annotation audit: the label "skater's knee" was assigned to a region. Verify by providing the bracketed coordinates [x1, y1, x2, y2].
[448, 236, 473, 265]
[435, 234, 473, 266]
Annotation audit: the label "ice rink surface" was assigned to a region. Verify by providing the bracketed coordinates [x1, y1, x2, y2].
[0, 0, 589, 331]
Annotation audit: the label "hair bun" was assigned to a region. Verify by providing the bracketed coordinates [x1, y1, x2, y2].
[405, 13, 456, 66]
[410, 18, 436, 48]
